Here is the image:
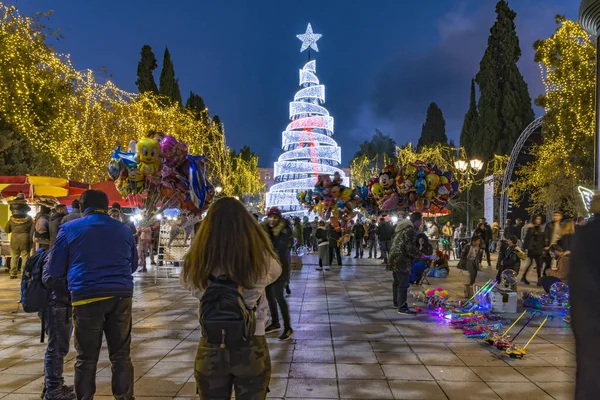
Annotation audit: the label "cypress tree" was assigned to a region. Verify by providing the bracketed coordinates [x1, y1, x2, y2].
[159, 47, 181, 105]
[417, 102, 448, 150]
[135, 45, 158, 94]
[473, 0, 534, 160]
[185, 91, 206, 113]
[460, 79, 479, 156]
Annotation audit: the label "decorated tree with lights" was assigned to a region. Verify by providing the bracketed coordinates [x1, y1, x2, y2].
[266, 24, 347, 213]
[511, 16, 595, 215]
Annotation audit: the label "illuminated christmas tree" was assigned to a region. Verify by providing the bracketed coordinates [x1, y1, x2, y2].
[266, 23, 347, 214]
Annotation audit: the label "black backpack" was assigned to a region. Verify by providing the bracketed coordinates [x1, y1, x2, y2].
[199, 276, 256, 348]
[20, 250, 50, 342]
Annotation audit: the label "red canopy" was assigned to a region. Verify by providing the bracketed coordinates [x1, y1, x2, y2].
[90, 181, 141, 208]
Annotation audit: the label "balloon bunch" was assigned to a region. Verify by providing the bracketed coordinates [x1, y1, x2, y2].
[107, 133, 214, 227]
[367, 161, 460, 214]
[296, 172, 361, 229]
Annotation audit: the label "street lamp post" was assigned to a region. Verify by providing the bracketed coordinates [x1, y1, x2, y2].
[454, 158, 484, 237]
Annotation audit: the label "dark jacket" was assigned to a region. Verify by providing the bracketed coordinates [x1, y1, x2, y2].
[303, 222, 312, 242]
[558, 233, 574, 252]
[61, 209, 81, 224]
[386, 220, 421, 272]
[570, 219, 600, 399]
[5, 216, 33, 248]
[43, 211, 138, 302]
[262, 219, 293, 279]
[377, 221, 394, 241]
[315, 226, 328, 245]
[514, 222, 524, 240]
[524, 225, 545, 256]
[416, 233, 433, 256]
[327, 225, 342, 247]
[49, 212, 66, 248]
[503, 223, 514, 239]
[544, 221, 560, 247]
[458, 243, 479, 271]
[367, 224, 377, 241]
[501, 245, 522, 273]
[352, 223, 365, 240]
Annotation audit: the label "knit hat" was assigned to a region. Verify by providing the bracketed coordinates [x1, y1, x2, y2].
[267, 207, 282, 218]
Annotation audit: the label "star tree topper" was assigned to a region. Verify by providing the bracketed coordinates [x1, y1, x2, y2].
[297, 23, 322, 53]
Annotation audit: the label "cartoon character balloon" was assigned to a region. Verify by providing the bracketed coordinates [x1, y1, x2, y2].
[136, 138, 162, 175]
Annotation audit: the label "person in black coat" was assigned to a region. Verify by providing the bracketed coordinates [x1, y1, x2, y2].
[474, 220, 492, 267]
[571, 204, 600, 399]
[327, 224, 342, 267]
[521, 215, 545, 285]
[496, 236, 524, 283]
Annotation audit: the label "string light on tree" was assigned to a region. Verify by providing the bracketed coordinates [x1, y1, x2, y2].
[267, 24, 347, 214]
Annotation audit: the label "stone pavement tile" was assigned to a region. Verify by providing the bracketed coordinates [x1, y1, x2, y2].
[332, 340, 373, 352]
[292, 350, 335, 363]
[523, 343, 571, 355]
[266, 378, 288, 398]
[515, 366, 572, 383]
[381, 365, 434, 381]
[176, 376, 197, 397]
[162, 347, 196, 362]
[1, 394, 42, 400]
[417, 353, 466, 366]
[408, 342, 451, 353]
[540, 354, 576, 367]
[285, 378, 338, 398]
[375, 351, 421, 365]
[470, 366, 528, 382]
[0, 359, 42, 375]
[338, 379, 393, 399]
[370, 340, 412, 352]
[558, 367, 575, 378]
[0, 358, 21, 372]
[13, 376, 46, 394]
[457, 354, 508, 367]
[0, 336, 31, 347]
[336, 363, 385, 379]
[289, 363, 336, 379]
[129, 345, 172, 361]
[294, 339, 333, 351]
[437, 381, 500, 400]
[134, 375, 188, 397]
[426, 366, 482, 382]
[334, 351, 378, 364]
[0, 375, 38, 393]
[487, 382, 553, 400]
[539, 382, 575, 400]
[501, 355, 552, 367]
[143, 360, 194, 378]
[387, 380, 447, 399]
[270, 362, 291, 378]
[0, 346, 43, 360]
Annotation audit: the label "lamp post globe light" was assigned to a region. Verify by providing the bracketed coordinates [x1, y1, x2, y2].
[454, 158, 483, 236]
[580, 0, 600, 189]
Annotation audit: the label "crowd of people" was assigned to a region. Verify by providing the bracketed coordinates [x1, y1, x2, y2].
[3, 190, 589, 399]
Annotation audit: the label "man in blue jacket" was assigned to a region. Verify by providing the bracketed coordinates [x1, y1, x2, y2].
[44, 190, 138, 400]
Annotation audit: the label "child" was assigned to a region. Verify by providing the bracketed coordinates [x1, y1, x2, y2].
[458, 236, 481, 296]
[496, 236, 526, 284]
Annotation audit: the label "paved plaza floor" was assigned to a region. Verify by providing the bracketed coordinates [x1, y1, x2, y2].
[0, 253, 574, 399]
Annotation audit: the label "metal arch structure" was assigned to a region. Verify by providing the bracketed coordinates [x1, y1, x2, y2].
[499, 117, 544, 228]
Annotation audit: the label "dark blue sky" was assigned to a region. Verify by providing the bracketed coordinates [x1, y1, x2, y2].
[15, 0, 577, 167]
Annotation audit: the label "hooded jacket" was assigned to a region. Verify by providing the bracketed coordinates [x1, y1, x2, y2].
[49, 212, 67, 248]
[43, 210, 138, 302]
[387, 220, 422, 272]
[261, 218, 293, 280]
[5, 216, 33, 248]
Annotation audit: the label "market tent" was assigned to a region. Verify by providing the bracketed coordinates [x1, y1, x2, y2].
[0, 176, 88, 199]
[91, 180, 141, 207]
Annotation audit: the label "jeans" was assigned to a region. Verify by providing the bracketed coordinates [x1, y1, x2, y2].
[466, 260, 478, 285]
[73, 297, 134, 400]
[379, 240, 392, 261]
[368, 240, 377, 258]
[328, 245, 342, 266]
[195, 336, 271, 400]
[478, 245, 491, 266]
[522, 255, 542, 281]
[354, 239, 363, 257]
[392, 270, 410, 310]
[266, 276, 291, 329]
[43, 304, 73, 393]
[9, 246, 29, 277]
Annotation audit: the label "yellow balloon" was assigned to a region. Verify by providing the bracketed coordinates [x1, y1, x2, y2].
[426, 173, 439, 189]
[439, 176, 449, 185]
